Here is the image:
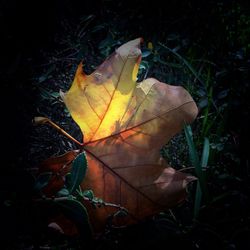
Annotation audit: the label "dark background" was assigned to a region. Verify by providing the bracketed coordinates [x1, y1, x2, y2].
[1, 0, 250, 249]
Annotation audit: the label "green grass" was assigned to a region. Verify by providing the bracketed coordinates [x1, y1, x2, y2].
[184, 125, 210, 218]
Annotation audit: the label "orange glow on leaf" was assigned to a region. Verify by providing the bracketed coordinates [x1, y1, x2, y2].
[60, 38, 198, 231]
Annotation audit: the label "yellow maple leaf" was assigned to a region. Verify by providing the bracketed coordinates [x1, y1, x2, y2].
[48, 38, 198, 231]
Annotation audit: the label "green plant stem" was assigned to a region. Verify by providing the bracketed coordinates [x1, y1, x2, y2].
[34, 195, 125, 210]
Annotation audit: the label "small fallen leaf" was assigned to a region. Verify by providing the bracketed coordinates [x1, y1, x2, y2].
[38, 150, 79, 196]
[38, 150, 79, 173]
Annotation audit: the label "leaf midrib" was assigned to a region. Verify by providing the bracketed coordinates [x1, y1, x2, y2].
[89, 52, 133, 142]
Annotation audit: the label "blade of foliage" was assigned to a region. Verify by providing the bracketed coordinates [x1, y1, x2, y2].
[184, 125, 209, 217]
[194, 137, 210, 218]
[184, 125, 201, 217]
[56, 199, 92, 238]
[201, 80, 213, 138]
[200, 137, 210, 201]
[184, 125, 202, 218]
[59, 38, 198, 231]
[184, 125, 201, 178]
[68, 152, 88, 194]
[158, 42, 204, 86]
[201, 137, 210, 169]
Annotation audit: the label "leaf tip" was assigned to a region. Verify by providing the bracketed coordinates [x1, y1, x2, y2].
[116, 38, 143, 59]
[76, 61, 86, 78]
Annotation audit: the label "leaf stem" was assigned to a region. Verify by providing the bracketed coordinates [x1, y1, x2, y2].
[34, 117, 84, 148]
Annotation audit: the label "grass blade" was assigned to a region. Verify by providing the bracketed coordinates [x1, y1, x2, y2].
[158, 42, 205, 86]
[184, 125, 210, 218]
[201, 137, 209, 168]
[200, 137, 210, 201]
[194, 181, 202, 218]
[184, 125, 201, 177]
